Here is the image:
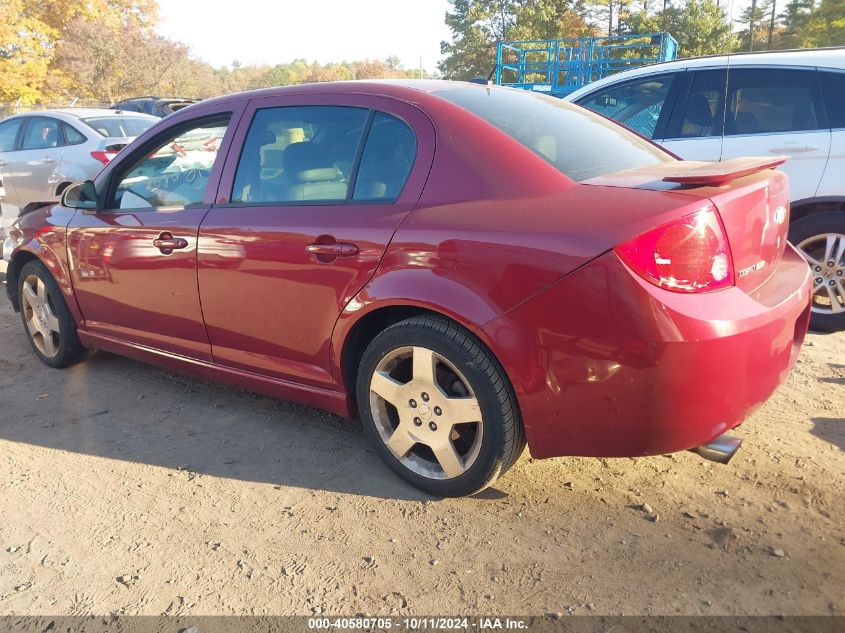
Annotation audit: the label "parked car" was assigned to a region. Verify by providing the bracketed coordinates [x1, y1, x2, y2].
[2, 81, 810, 496]
[111, 96, 199, 118]
[567, 47, 845, 332]
[0, 109, 158, 210]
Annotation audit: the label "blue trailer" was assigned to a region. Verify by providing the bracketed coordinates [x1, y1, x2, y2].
[494, 32, 678, 97]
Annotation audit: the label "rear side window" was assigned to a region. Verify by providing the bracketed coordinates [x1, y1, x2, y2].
[435, 87, 671, 182]
[352, 112, 416, 201]
[0, 119, 22, 152]
[676, 69, 726, 139]
[576, 74, 675, 139]
[83, 116, 155, 137]
[820, 71, 845, 129]
[725, 68, 822, 135]
[22, 117, 61, 150]
[232, 106, 369, 204]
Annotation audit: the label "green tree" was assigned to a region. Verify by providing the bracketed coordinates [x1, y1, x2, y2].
[737, 0, 769, 50]
[439, 1, 518, 79]
[808, 0, 845, 45]
[779, 0, 816, 47]
[667, 0, 736, 56]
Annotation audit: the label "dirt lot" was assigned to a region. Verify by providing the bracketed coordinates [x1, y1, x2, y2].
[0, 264, 843, 617]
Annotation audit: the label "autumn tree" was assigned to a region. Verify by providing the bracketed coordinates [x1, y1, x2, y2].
[0, 0, 54, 103]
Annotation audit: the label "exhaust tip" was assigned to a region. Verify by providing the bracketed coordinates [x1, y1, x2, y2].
[690, 434, 743, 464]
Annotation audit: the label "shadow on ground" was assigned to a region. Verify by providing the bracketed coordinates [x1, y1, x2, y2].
[0, 340, 442, 501]
[811, 417, 845, 452]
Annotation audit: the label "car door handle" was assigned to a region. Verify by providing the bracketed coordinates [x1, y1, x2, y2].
[306, 242, 359, 257]
[153, 232, 189, 254]
[40, 156, 56, 164]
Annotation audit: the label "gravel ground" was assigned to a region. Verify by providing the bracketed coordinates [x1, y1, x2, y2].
[0, 264, 843, 617]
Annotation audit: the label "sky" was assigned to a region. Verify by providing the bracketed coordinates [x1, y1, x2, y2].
[155, 0, 454, 73]
[155, 0, 752, 73]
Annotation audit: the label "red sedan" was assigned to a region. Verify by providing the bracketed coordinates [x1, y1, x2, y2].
[3, 81, 811, 497]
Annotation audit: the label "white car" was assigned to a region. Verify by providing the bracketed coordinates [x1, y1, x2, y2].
[567, 48, 845, 332]
[0, 109, 158, 210]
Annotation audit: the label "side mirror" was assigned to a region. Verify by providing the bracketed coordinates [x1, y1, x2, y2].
[62, 180, 98, 210]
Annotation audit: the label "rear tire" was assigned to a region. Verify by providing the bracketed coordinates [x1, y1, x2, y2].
[18, 260, 85, 368]
[789, 211, 845, 333]
[356, 315, 525, 497]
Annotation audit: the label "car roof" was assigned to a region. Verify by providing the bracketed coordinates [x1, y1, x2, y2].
[115, 96, 198, 103]
[565, 46, 845, 100]
[1, 108, 159, 122]
[186, 79, 487, 111]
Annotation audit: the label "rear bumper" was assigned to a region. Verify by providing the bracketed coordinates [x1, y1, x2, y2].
[481, 243, 812, 459]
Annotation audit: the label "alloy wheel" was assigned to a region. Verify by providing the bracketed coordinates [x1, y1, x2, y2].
[368, 346, 484, 480]
[798, 233, 845, 315]
[21, 274, 61, 357]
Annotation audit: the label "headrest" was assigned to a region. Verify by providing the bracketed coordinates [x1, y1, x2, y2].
[283, 142, 339, 183]
[685, 94, 713, 127]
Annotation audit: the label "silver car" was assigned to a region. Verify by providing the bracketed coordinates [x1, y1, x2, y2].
[0, 109, 158, 209]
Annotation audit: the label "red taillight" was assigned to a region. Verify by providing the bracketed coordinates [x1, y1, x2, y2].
[614, 207, 734, 293]
[91, 150, 118, 165]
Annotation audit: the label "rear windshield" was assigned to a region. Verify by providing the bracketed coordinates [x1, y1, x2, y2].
[83, 116, 155, 138]
[434, 86, 673, 182]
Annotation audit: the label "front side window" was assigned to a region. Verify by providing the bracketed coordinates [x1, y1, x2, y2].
[436, 86, 672, 182]
[0, 119, 22, 152]
[112, 115, 230, 210]
[22, 117, 61, 150]
[726, 68, 821, 135]
[232, 106, 369, 204]
[352, 112, 416, 201]
[576, 74, 675, 139]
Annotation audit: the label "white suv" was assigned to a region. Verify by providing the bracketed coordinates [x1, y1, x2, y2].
[567, 48, 845, 332]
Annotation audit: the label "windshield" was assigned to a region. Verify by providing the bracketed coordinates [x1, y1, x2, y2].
[83, 116, 155, 138]
[434, 86, 673, 182]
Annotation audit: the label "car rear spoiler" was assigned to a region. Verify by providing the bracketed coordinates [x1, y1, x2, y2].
[99, 136, 135, 152]
[662, 156, 788, 187]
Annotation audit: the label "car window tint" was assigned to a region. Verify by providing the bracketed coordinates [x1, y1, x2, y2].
[576, 75, 674, 139]
[435, 87, 671, 183]
[820, 71, 845, 129]
[0, 119, 22, 152]
[63, 123, 86, 144]
[677, 70, 726, 139]
[22, 117, 61, 150]
[726, 68, 821, 135]
[83, 116, 155, 137]
[352, 113, 416, 201]
[112, 115, 230, 210]
[232, 106, 368, 204]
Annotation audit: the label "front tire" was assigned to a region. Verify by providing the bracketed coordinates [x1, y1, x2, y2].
[789, 211, 845, 333]
[18, 260, 85, 368]
[356, 315, 525, 497]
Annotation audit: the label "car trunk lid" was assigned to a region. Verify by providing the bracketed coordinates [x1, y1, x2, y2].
[583, 157, 791, 293]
